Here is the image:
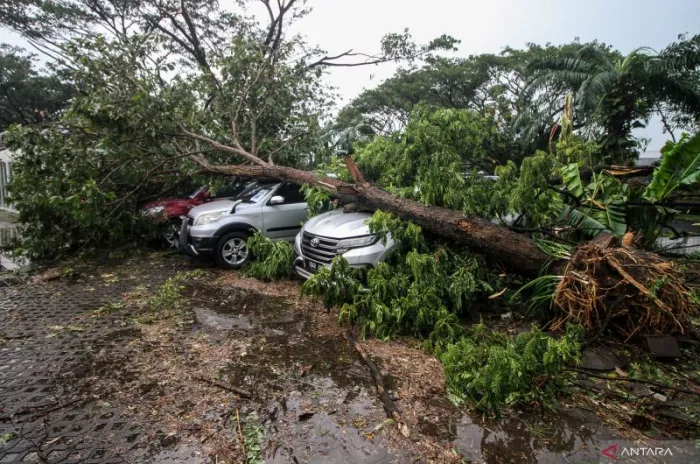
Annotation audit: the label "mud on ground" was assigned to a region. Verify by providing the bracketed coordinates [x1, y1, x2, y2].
[1, 252, 698, 463]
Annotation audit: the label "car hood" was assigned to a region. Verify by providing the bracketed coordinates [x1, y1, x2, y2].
[188, 199, 257, 218]
[144, 198, 197, 209]
[303, 209, 373, 238]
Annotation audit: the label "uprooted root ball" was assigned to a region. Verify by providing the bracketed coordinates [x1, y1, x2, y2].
[551, 241, 697, 341]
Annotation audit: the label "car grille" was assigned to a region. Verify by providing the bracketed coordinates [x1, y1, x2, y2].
[188, 217, 194, 226]
[301, 232, 341, 264]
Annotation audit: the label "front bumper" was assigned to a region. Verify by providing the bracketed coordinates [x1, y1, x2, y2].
[293, 253, 373, 280]
[293, 230, 391, 280]
[293, 256, 316, 279]
[292, 239, 387, 279]
[179, 217, 216, 258]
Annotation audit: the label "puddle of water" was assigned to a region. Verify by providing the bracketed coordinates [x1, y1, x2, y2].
[193, 307, 252, 330]
[185, 283, 407, 462]
[148, 442, 209, 463]
[183, 282, 683, 463]
[453, 408, 616, 464]
[185, 286, 302, 332]
[224, 333, 369, 393]
[264, 375, 397, 464]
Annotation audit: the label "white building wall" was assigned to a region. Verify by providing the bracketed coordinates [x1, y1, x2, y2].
[0, 139, 17, 212]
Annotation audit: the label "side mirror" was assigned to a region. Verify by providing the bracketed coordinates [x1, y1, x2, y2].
[269, 195, 285, 205]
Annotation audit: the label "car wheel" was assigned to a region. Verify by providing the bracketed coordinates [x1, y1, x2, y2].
[215, 231, 251, 269]
[162, 220, 181, 250]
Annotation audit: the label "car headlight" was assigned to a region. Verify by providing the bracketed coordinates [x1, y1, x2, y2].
[195, 212, 224, 225]
[335, 235, 380, 253]
[143, 206, 164, 216]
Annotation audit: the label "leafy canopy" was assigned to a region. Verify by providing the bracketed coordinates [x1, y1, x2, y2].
[645, 132, 700, 202]
[2, 0, 456, 258]
[529, 37, 700, 164]
[0, 44, 73, 131]
[244, 232, 295, 281]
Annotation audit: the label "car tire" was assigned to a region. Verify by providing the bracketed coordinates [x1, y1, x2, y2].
[214, 231, 251, 269]
[162, 219, 181, 250]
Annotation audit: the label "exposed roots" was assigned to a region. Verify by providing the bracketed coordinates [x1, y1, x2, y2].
[551, 240, 697, 341]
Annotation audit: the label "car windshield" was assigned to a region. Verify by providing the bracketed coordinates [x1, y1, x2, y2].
[236, 183, 277, 203]
[188, 186, 207, 199]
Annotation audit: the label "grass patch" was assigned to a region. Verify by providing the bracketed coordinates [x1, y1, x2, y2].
[88, 302, 125, 317]
[0, 432, 16, 446]
[133, 270, 204, 324]
[628, 358, 675, 387]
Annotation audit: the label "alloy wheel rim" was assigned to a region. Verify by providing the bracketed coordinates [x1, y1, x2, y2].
[163, 224, 179, 248]
[222, 238, 249, 265]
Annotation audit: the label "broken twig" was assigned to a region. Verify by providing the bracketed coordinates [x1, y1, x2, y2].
[236, 408, 246, 461]
[193, 376, 252, 398]
[571, 369, 700, 397]
[347, 330, 409, 437]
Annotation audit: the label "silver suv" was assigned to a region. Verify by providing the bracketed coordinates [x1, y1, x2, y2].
[293, 208, 396, 279]
[180, 181, 309, 268]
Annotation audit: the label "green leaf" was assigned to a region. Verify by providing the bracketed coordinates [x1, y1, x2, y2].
[561, 163, 584, 198]
[604, 199, 627, 237]
[557, 205, 610, 237]
[644, 132, 700, 202]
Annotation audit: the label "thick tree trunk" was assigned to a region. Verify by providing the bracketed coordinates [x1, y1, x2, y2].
[349, 178, 548, 276]
[191, 156, 549, 276]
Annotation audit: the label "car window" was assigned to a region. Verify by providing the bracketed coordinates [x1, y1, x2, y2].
[273, 183, 305, 204]
[188, 186, 207, 199]
[238, 183, 277, 203]
[232, 182, 259, 199]
[212, 182, 244, 199]
[249, 189, 270, 203]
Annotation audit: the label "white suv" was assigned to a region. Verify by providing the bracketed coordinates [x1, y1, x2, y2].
[293, 209, 396, 279]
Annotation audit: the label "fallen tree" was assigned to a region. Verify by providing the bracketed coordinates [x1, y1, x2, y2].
[188, 152, 549, 277]
[187, 146, 697, 339]
[553, 235, 697, 340]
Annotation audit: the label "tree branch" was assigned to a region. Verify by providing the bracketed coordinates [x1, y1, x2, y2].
[261, 0, 297, 52]
[179, 126, 270, 167]
[265, 130, 307, 163]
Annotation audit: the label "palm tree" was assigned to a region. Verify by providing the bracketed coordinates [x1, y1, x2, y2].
[528, 36, 700, 165]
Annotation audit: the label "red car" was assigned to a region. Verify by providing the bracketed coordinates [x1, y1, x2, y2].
[142, 180, 251, 248]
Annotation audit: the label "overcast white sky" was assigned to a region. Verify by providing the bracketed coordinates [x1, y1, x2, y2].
[2, 0, 699, 151]
[280, 0, 700, 152]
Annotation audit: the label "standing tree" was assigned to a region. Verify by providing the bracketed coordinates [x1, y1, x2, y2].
[0, 44, 73, 130]
[335, 41, 623, 160]
[529, 37, 700, 165]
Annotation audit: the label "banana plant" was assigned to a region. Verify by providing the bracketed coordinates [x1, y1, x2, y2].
[644, 132, 700, 202]
[558, 163, 628, 237]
